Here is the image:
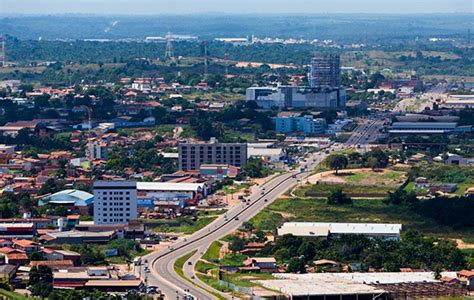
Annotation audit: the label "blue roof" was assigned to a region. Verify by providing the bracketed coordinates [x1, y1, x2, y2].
[39, 189, 94, 207]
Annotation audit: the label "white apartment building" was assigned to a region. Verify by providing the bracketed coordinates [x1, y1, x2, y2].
[93, 181, 137, 225]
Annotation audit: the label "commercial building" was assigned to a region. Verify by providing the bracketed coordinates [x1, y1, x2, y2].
[246, 85, 346, 109]
[39, 189, 94, 215]
[0, 223, 34, 239]
[136, 181, 208, 207]
[40, 230, 117, 245]
[257, 272, 466, 299]
[199, 164, 239, 180]
[275, 115, 327, 135]
[442, 95, 474, 108]
[389, 122, 471, 135]
[309, 54, 341, 88]
[93, 181, 137, 225]
[277, 222, 402, 240]
[178, 138, 247, 171]
[247, 143, 285, 163]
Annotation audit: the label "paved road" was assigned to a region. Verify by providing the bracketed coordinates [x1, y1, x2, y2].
[141, 151, 327, 300]
[142, 121, 380, 300]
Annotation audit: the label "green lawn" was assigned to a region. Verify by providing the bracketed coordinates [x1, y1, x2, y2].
[174, 250, 197, 280]
[202, 241, 223, 262]
[154, 124, 176, 136]
[250, 197, 474, 243]
[146, 216, 217, 234]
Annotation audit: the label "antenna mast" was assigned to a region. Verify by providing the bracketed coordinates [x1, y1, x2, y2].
[0, 35, 6, 68]
[164, 32, 174, 61]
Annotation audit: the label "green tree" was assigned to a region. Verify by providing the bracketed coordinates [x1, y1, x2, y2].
[327, 188, 352, 205]
[228, 236, 245, 253]
[29, 265, 53, 298]
[326, 154, 348, 175]
[287, 257, 306, 273]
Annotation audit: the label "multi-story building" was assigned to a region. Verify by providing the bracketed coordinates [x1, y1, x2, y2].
[308, 54, 341, 88]
[178, 138, 247, 171]
[275, 115, 327, 135]
[87, 141, 109, 160]
[246, 85, 346, 109]
[93, 181, 137, 225]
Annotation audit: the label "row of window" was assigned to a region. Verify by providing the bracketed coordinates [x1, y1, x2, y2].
[100, 191, 131, 195]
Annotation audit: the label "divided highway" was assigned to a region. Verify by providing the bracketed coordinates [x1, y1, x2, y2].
[142, 119, 378, 299]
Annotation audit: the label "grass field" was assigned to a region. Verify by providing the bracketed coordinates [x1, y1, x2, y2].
[146, 216, 217, 234]
[202, 241, 222, 262]
[0, 289, 30, 300]
[250, 197, 474, 243]
[295, 182, 394, 197]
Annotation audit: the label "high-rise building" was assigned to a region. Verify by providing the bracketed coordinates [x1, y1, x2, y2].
[93, 181, 137, 225]
[178, 138, 247, 171]
[309, 55, 341, 88]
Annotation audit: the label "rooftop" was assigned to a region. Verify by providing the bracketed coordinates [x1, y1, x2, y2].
[137, 181, 205, 192]
[39, 189, 93, 207]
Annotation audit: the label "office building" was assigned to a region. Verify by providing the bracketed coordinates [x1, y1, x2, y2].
[178, 138, 247, 171]
[309, 55, 341, 88]
[246, 85, 346, 109]
[275, 115, 327, 135]
[93, 181, 137, 225]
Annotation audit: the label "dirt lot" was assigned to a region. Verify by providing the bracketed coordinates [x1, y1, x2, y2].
[307, 168, 407, 187]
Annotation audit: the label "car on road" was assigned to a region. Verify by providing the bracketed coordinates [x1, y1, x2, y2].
[235, 217, 239, 221]
[188, 261, 192, 265]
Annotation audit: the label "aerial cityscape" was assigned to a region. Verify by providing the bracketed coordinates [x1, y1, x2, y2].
[0, 0, 473, 299]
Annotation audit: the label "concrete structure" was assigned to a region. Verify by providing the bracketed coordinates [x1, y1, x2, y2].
[309, 55, 341, 88]
[199, 164, 239, 180]
[39, 189, 94, 214]
[93, 181, 137, 225]
[246, 85, 346, 109]
[275, 115, 327, 135]
[277, 222, 402, 240]
[247, 145, 284, 163]
[178, 138, 247, 171]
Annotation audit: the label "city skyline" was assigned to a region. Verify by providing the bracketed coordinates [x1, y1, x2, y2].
[1, 0, 472, 15]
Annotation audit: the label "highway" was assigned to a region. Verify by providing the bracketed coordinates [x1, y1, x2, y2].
[142, 120, 379, 300]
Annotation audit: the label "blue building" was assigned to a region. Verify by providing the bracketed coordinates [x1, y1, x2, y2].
[275, 115, 327, 135]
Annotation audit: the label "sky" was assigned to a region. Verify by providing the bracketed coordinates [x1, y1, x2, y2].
[1, 0, 473, 15]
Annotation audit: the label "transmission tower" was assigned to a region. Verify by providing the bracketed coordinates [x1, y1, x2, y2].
[203, 41, 209, 78]
[164, 32, 174, 61]
[0, 35, 6, 68]
[224, 52, 229, 75]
